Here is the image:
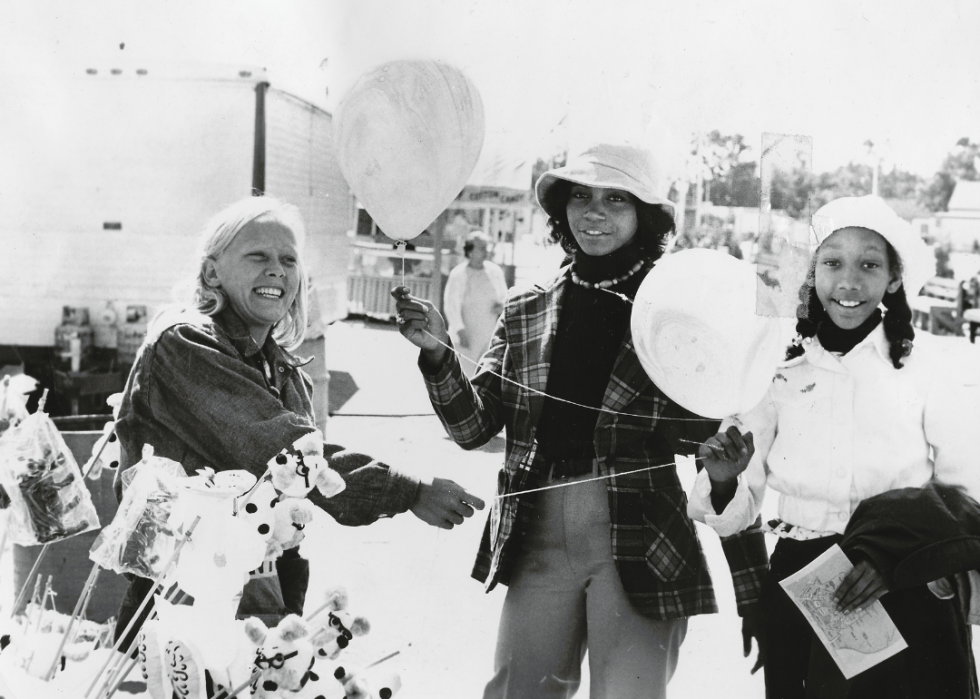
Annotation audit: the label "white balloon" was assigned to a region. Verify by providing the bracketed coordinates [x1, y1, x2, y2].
[334, 60, 485, 241]
[631, 248, 795, 419]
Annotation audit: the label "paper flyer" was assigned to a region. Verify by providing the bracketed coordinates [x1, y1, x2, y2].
[779, 544, 907, 679]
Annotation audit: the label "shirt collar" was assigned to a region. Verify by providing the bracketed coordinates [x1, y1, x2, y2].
[213, 307, 311, 368]
[806, 323, 890, 369]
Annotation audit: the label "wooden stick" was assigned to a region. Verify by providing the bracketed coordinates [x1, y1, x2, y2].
[45, 564, 100, 680]
[84, 516, 201, 698]
[103, 654, 140, 699]
[0, 376, 9, 419]
[21, 576, 54, 671]
[9, 547, 50, 620]
[303, 592, 341, 622]
[234, 468, 271, 512]
[32, 576, 53, 634]
[82, 425, 117, 479]
[209, 668, 261, 699]
[0, 525, 9, 584]
[98, 584, 186, 698]
[366, 650, 401, 669]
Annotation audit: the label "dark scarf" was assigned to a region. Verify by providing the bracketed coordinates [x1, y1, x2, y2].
[572, 235, 647, 285]
[535, 237, 650, 462]
[817, 308, 882, 355]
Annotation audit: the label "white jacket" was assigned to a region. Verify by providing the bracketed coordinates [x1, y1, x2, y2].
[688, 324, 980, 538]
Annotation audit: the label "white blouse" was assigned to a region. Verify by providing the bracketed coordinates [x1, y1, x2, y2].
[688, 324, 980, 538]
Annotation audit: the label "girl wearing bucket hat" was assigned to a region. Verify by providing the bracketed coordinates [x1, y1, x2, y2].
[690, 195, 980, 697]
[393, 141, 769, 698]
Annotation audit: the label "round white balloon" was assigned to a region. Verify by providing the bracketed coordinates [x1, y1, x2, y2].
[334, 59, 485, 241]
[631, 248, 794, 418]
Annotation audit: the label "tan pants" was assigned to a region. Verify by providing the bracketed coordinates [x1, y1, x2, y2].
[483, 471, 687, 699]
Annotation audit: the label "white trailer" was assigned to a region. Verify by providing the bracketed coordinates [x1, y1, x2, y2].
[0, 62, 352, 424]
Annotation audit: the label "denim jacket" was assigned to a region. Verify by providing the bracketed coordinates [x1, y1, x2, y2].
[113, 307, 419, 629]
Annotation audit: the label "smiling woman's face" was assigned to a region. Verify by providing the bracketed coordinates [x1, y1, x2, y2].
[814, 226, 902, 330]
[205, 217, 301, 344]
[565, 184, 639, 256]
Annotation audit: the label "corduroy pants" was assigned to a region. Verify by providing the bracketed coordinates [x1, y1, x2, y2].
[483, 469, 687, 699]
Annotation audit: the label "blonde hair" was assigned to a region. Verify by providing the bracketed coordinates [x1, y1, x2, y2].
[192, 196, 309, 351]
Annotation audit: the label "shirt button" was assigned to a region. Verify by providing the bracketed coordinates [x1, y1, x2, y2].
[278, 367, 284, 373]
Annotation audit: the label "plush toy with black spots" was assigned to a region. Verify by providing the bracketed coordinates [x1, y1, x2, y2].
[245, 614, 320, 698]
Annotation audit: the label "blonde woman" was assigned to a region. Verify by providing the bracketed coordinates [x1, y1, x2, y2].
[113, 196, 482, 647]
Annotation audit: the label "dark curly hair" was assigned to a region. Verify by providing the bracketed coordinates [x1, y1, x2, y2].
[786, 235, 914, 368]
[539, 178, 675, 261]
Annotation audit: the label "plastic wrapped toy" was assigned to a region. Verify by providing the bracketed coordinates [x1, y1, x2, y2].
[88, 446, 186, 578]
[0, 409, 99, 545]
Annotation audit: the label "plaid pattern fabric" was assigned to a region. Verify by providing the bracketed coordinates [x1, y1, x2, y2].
[424, 267, 769, 620]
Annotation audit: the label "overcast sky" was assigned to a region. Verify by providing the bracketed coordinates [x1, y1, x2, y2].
[4, 0, 979, 178]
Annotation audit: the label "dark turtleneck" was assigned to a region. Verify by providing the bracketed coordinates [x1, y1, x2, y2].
[535, 237, 649, 461]
[817, 308, 882, 355]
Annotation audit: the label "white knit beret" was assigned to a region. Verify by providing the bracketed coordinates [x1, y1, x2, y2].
[810, 195, 934, 296]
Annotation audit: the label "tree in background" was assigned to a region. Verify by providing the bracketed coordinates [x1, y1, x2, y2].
[920, 137, 980, 212]
[707, 161, 759, 207]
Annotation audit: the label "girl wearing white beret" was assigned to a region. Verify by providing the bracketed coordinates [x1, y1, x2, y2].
[690, 195, 980, 697]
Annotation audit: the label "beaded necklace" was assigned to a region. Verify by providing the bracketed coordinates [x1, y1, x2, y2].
[569, 258, 649, 290]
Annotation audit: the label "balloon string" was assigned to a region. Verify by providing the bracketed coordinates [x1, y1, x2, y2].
[420, 329, 717, 423]
[494, 456, 706, 500]
[396, 240, 406, 287]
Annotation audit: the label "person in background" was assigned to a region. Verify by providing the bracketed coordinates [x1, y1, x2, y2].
[113, 196, 484, 647]
[393, 142, 768, 699]
[442, 231, 508, 377]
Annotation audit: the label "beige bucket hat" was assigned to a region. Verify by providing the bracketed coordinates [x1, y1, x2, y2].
[535, 142, 675, 220]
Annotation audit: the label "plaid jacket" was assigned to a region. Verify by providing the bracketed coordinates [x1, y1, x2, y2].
[423, 266, 768, 620]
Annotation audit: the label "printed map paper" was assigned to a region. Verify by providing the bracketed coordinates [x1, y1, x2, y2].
[779, 544, 907, 679]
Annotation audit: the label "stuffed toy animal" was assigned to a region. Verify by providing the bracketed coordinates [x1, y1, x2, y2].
[268, 433, 345, 499]
[174, 511, 268, 615]
[245, 614, 320, 698]
[312, 609, 370, 661]
[306, 591, 370, 662]
[272, 497, 315, 551]
[237, 480, 281, 543]
[237, 479, 317, 561]
[325, 664, 402, 699]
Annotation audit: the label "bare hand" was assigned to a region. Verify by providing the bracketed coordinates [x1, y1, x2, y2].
[835, 559, 889, 612]
[741, 610, 765, 675]
[410, 477, 486, 530]
[698, 426, 755, 485]
[391, 286, 450, 362]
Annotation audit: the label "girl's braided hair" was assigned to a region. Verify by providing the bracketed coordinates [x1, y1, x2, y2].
[785, 235, 915, 368]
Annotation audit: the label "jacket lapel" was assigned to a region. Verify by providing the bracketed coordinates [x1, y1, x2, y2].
[597, 327, 654, 428]
[525, 270, 567, 428]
